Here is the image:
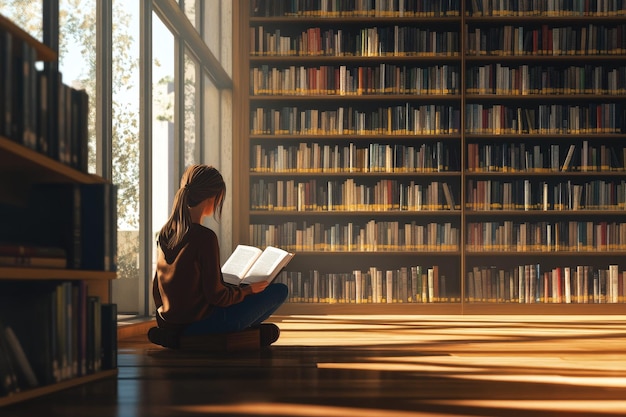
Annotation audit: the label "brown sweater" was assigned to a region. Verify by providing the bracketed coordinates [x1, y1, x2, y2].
[152, 223, 253, 329]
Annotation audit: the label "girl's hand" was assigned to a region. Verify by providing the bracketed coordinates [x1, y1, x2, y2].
[249, 280, 270, 293]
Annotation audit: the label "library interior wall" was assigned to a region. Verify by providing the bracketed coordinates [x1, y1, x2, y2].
[234, 1, 626, 310]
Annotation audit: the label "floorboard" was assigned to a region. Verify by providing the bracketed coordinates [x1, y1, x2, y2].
[2, 315, 626, 417]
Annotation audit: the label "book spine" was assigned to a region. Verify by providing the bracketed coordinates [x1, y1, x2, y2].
[100, 304, 117, 370]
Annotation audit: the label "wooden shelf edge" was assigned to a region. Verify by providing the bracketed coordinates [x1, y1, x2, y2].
[250, 171, 462, 177]
[276, 303, 464, 315]
[0, 136, 104, 185]
[250, 16, 461, 23]
[0, 14, 56, 61]
[250, 94, 461, 100]
[282, 250, 461, 256]
[276, 302, 626, 315]
[465, 251, 626, 256]
[0, 267, 116, 280]
[462, 303, 626, 315]
[250, 55, 461, 62]
[0, 369, 117, 407]
[250, 210, 461, 216]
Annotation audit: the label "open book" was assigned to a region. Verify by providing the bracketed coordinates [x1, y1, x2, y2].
[221, 245, 294, 286]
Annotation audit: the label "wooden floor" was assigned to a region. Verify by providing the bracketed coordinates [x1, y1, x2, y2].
[3, 314, 626, 417]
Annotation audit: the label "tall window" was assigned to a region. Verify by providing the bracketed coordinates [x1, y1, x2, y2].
[110, 0, 141, 315]
[183, 50, 199, 166]
[150, 14, 175, 313]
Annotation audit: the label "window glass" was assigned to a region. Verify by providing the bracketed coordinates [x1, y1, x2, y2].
[183, 49, 199, 167]
[151, 13, 175, 283]
[0, 1, 43, 42]
[58, 0, 97, 173]
[110, 0, 141, 316]
[182, 0, 197, 31]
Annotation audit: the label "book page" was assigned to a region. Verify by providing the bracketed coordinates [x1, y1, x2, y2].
[242, 246, 294, 284]
[221, 245, 262, 285]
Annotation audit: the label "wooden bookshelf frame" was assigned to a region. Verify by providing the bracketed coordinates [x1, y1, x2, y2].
[234, 1, 626, 314]
[0, 370, 117, 407]
[0, 14, 57, 62]
[0, 12, 117, 406]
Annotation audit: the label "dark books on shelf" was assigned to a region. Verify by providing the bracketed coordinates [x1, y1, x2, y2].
[100, 303, 117, 370]
[0, 29, 16, 140]
[0, 24, 90, 172]
[81, 183, 118, 271]
[0, 282, 61, 387]
[0, 243, 66, 269]
[0, 319, 21, 396]
[29, 182, 118, 271]
[86, 296, 102, 374]
[29, 183, 82, 269]
[3, 326, 39, 389]
[0, 281, 116, 393]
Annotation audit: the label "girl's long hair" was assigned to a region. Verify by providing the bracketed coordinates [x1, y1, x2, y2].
[158, 164, 226, 249]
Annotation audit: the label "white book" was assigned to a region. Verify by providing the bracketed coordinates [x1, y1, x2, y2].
[564, 267, 571, 304]
[609, 264, 618, 303]
[386, 270, 394, 303]
[561, 144, 575, 171]
[354, 270, 362, 304]
[221, 245, 294, 286]
[427, 268, 434, 303]
[4, 326, 39, 388]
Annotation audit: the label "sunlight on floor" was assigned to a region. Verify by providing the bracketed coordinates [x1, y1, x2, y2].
[118, 314, 626, 417]
[423, 400, 626, 414]
[174, 399, 626, 416]
[174, 402, 467, 417]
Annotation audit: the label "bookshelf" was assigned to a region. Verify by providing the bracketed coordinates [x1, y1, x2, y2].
[463, 2, 626, 314]
[0, 12, 117, 406]
[234, 1, 626, 314]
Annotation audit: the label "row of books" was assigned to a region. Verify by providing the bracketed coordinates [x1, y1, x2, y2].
[250, 0, 624, 17]
[251, 140, 626, 174]
[249, 221, 460, 251]
[0, 243, 66, 269]
[251, 26, 460, 56]
[273, 262, 626, 304]
[251, 141, 458, 173]
[466, 64, 626, 95]
[467, 264, 625, 304]
[0, 28, 89, 172]
[466, 220, 626, 251]
[468, 0, 626, 16]
[466, 179, 626, 210]
[252, 62, 626, 97]
[275, 265, 454, 303]
[251, 64, 460, 96]
[465, 103, 623, 134]
[251, 179, 459, 211]
[251, 0, 462, 17]
[467, 142, 626, 172]
[0, 281, 116, 397]
[251, 25, 624, 57]
[466, 24, 625, 56]
[251, 178, 626, 212]
[250, 104, 461, 135]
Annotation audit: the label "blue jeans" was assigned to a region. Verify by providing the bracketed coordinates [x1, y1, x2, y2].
[183, 283, 288, 336]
